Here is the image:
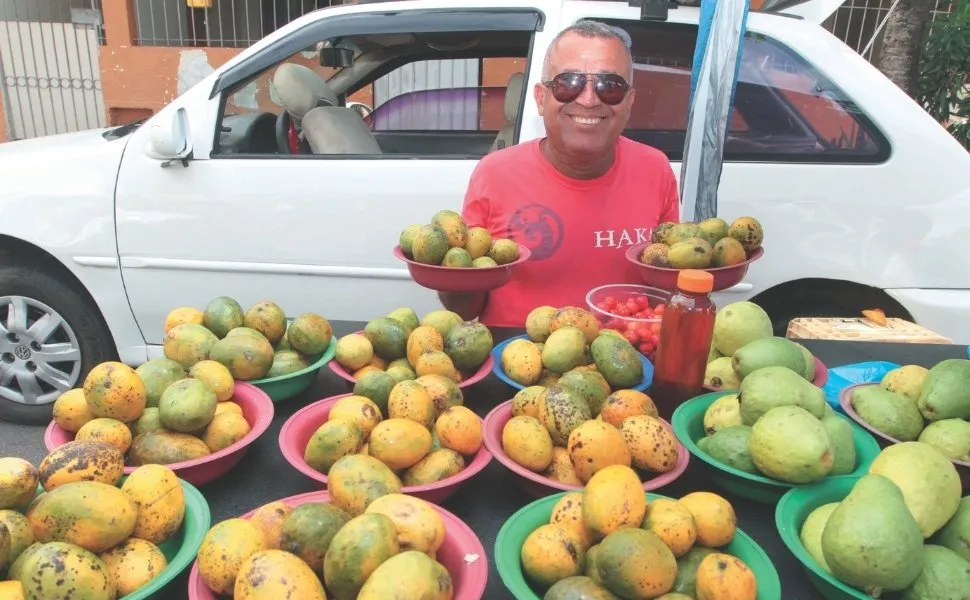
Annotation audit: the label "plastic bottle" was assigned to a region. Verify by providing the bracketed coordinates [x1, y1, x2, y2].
[650, 269, 717, 420]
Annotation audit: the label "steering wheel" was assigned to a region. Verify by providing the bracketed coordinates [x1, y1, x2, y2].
[275, 110, 296, 154]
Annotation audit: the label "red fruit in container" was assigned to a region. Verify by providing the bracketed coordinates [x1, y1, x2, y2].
[635, 296, 649, 309]
[655, 304, 665, 315]
[639, 342, 652, 354]
[604, 296, 617, 309]
[636, 326, 652, 340]
[616, 306, 631, 317]
[624, 331, 639, 344]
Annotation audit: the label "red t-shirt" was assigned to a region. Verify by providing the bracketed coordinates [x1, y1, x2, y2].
[462, 136, 681, 328]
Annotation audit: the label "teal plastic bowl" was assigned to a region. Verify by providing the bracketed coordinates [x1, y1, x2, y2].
[249, 336, 336, 402]
[670, 391, 881, 504]
[24, 476, 211, 600]
[775, 475, 868, 600]
[495, 490, 782, 600]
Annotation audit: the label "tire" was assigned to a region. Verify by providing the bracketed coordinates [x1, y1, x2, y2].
[0, 261, 117, 425]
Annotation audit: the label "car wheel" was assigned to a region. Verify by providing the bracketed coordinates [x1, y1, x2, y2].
[0, 262, 117, 424]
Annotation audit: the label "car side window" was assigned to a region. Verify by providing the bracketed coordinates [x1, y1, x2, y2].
[212, 29, 532, 159]
[601, 19, 890, 163]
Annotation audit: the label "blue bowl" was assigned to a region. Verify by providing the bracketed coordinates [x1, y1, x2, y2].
[490, 334, 654, 392]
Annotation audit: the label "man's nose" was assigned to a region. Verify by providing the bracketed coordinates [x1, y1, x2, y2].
[574, 79, 600, 108]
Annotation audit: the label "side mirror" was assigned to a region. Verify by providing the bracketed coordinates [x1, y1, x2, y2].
[146, 107, 192, 163]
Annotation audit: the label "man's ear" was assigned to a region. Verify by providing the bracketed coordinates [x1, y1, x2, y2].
[533, 82, 545, 116]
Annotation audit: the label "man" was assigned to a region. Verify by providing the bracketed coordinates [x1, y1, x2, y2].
[441, 19, 680, 326]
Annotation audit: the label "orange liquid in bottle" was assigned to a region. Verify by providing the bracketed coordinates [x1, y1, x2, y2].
[650, 270, 717, 421]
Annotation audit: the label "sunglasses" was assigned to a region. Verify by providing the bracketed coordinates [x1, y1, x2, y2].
[542, 72, 631, 106]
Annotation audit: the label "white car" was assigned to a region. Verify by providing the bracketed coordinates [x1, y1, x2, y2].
[1, 0, 968, 423]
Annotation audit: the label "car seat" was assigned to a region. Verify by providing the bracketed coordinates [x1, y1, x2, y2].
[301, 103, 383, 154]
[272, 63, 340, 153]
[490, 72, 525, 152]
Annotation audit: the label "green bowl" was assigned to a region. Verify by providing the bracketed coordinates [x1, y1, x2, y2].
[249, 336, 336, 402]
[670, 391, 881, 504]
[494, 490, 782, 600]
[775, 475, 868, 600]
[26, 476, 211, 599]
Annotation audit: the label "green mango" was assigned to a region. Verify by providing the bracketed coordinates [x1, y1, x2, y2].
[850, 386, 924, 442]
[821, 474, 925, 594]
[732, 336, 806, 379]
[748, 405, 833, 484]
[918, 359, 970, 421]
[738, 366, 826, 425]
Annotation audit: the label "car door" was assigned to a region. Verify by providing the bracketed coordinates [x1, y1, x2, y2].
[114, 7, 541, 346]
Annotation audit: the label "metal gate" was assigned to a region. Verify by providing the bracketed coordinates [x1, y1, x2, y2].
[0, 0, 106, 140]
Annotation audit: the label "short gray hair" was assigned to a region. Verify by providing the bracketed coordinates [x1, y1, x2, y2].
[542, 19, 634, 80]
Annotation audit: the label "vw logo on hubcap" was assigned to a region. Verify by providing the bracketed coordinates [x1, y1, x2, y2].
[14, 345, 31, 360]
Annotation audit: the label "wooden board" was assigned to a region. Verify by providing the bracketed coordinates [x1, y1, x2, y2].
[786, 317, 952, 345]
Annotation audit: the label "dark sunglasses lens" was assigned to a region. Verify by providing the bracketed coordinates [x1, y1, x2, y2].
[594, 75, 629, 105]
[550, 73, 585, 103]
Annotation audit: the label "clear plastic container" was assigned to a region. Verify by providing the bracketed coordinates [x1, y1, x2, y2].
[585, 284, 671, 362]
[650, 270, 717, 420]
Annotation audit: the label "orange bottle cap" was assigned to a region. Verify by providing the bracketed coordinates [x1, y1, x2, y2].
[677, 270, 714, 293]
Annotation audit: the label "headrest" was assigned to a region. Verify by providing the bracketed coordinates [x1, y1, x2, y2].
[273, 63, 338, 122]
[504, 72, 525, 122]
[301, 106, 382, 155]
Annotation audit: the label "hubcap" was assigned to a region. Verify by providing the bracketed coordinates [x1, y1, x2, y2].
[0, 296, 82, 406]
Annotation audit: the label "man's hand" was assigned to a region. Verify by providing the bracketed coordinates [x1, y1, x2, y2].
[437, 291, 489, 322]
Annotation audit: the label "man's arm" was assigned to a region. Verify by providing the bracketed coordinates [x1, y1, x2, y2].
[439, 165, 492, 321]
[660, 163, 681, 224]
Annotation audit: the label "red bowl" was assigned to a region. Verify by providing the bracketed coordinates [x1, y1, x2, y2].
[703, 356, 829, 392]
[278, 394, 493, 503]
[625, 242, 764, 292]
[482, 400, 690, 498]
[839, 382, 969, 491]
[393, 244, 532, 292]
[186, 489, 488, 600]
[43, 382, 274, 487]
[328, 331, 494, 390]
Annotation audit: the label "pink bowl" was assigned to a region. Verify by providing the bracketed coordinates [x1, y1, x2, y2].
[839, 382, 970, 491]
[703, 356, 829, 392]
[278, 394, 493, 503]
[625, 242, 764, 292]
[328, 331, 494, 390]
[44, 382, 275, 487]
[186, 489, 488, 600]
[394, 243, 531, 293]
[482, 400, 690, 497]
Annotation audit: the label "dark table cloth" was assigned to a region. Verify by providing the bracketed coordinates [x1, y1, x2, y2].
[8, 322, 969, 599]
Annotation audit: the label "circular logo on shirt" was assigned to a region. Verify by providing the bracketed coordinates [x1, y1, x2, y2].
[507, 203, 565, 261]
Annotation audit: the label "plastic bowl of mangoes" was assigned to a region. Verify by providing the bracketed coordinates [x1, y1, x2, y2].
[395, 211, 532, 292]
[494, 476, 781, 599]
[187, 489, 488, 600]
[671, 388, 881, 504]
[626, 217, 765, 292]
[777, 471, 970, 600]
[0, 460, 210, 600]
[278, 393, 493, 504]
[838, 363, 970, 491]
[45, 380, 275, 487]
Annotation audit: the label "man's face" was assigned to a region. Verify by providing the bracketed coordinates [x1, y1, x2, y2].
[534, 33, 636, 160]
